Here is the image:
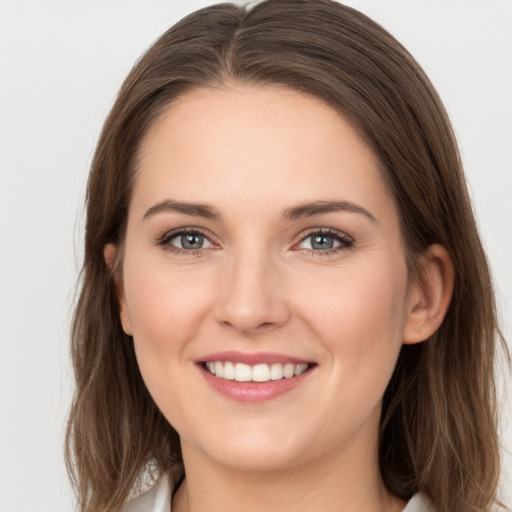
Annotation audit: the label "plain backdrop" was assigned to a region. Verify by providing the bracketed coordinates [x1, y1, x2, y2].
[0, 1, 511, 511]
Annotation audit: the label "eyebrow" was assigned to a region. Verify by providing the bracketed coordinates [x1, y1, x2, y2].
[143, 200, 221, 221]
[143, 199, 376, 223]
[282, 200, 377, 223]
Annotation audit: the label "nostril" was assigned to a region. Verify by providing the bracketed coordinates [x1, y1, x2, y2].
[219, 319, 279, 331]
[257, 322, 276, 329]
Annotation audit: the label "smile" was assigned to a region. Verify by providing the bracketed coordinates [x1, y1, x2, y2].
[204, 361, 310, 382]
[198, 352, 315, 402]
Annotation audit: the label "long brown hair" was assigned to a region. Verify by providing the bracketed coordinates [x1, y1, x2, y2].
[66, 1, 507, 510]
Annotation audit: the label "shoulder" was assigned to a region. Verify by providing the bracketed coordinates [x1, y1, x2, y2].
[122, 475, 171, 512]
[403, 493, 435, 512]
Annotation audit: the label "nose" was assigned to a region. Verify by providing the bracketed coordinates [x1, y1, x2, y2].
[214, 249, 290, 335]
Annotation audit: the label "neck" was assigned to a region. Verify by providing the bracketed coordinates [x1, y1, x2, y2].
[172, 436, 405, 512]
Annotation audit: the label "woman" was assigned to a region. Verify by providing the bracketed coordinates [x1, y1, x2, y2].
[65, 1, 507, 511]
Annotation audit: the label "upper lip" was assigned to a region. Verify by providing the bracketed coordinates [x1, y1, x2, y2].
[196, 351, 312, 366]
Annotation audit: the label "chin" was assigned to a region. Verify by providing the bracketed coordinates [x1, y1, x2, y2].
[210, 445, 307, 473]
[182, 425, 314, 473]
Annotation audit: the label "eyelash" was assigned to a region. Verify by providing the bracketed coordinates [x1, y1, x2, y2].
[155, 227, 354, 256]
[155, 227, 214, 255]
[294, 228, 354, 255]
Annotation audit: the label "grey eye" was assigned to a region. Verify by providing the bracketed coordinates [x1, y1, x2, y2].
[310, 234, 335, 250]
[300, 234, 338, 250]
[295, 230, 353, 252]
[169, 232, 213, 250]
[182, 234, 204, 249]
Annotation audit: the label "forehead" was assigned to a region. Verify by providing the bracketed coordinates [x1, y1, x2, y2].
[133, 84, 397, 227]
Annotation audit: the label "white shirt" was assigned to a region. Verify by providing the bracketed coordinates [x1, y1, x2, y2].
[123, 475, 434, 512]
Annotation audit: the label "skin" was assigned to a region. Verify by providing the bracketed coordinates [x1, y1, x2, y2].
[106, 84, 453, 512]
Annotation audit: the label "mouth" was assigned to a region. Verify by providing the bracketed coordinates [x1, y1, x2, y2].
[196, 352, 316, 402]
[202, 361, 311, 382]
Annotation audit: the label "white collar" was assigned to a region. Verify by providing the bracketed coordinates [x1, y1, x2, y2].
[123, 475, 433, 512]
[123, 474, 171, 512]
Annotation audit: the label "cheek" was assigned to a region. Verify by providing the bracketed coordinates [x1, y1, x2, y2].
[124, 260, 212, 349]
[122, 259, 216, 427]
[297, 256, 408, 371]
[121, 254, 215, 407]
[297, 259, 409, 438]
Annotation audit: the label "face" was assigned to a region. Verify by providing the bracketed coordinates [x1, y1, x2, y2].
[116, 84, 417, 472]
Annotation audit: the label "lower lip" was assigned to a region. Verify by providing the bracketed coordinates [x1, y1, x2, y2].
[199, 365, 313, 403]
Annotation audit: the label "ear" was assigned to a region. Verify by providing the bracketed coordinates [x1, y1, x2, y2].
[402, 244, 454, 344]
[104, 243, 133, 336]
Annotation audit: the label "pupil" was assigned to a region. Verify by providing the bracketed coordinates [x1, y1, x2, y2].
[182, 234, 203, 249]
[311, 235, 333, 250]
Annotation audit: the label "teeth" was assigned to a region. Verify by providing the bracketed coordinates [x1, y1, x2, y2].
[270, 363, 284, 380]
[223, 361, 235, 380]
[252, 363, 270, 382]
[204, 361, 310, 382]
[283, 363, 294, 378]
[234, 363, 252, 382]
[294, 363, 308, 376]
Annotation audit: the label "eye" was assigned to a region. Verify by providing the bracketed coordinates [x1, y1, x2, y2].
[158, 229, 215, 252]
[295, 229, 353, 253]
